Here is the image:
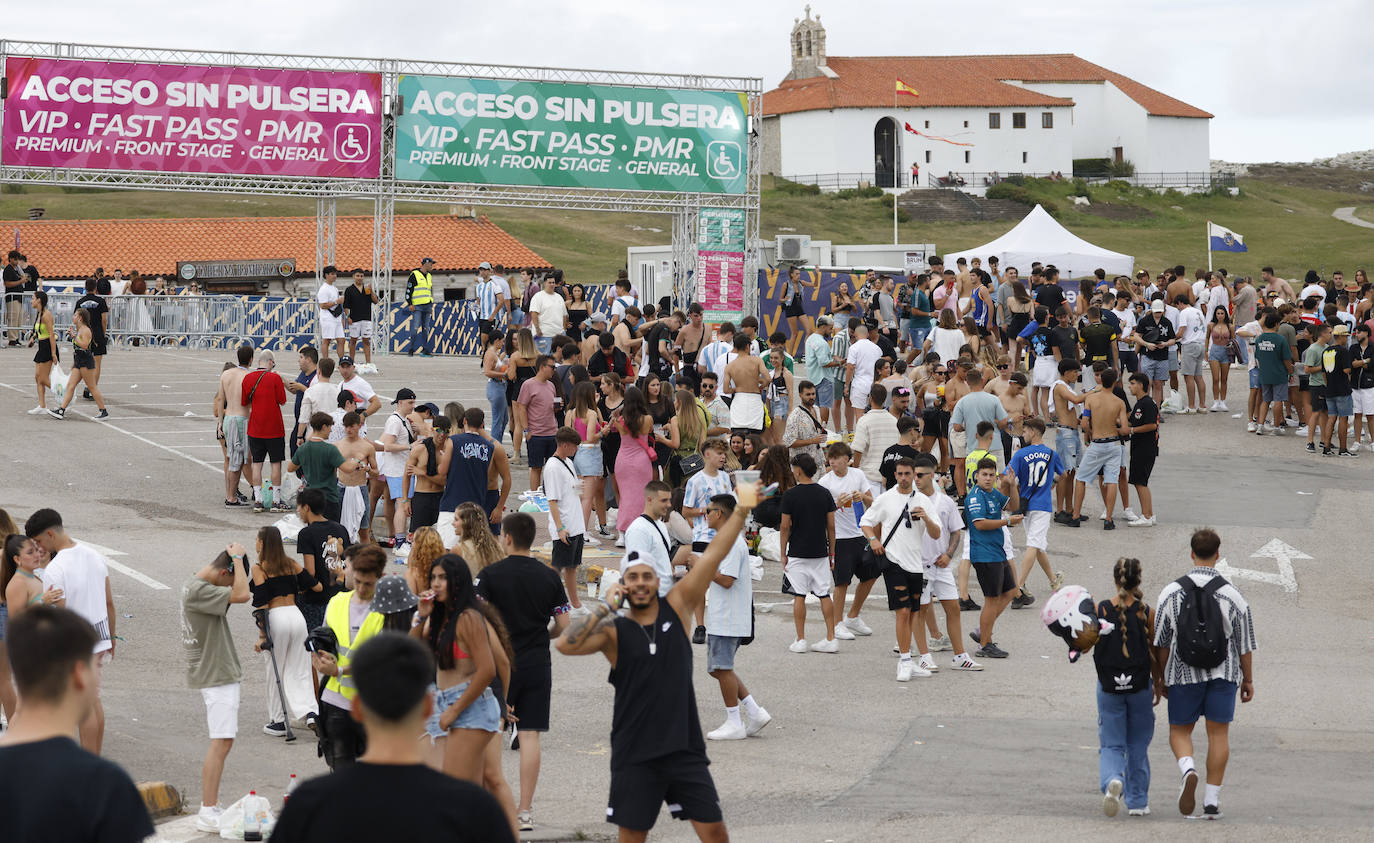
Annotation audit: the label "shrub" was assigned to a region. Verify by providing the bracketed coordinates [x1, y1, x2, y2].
[986, 183, 1035, 205]
[1105, 179, 1132, 190]
[1071, 178, 1090, 196]
[1106, 159, 1136, 177]
[772, 178, 822, 196]
[835, 185, 884, 200]
[1073, 158, 1111, 177]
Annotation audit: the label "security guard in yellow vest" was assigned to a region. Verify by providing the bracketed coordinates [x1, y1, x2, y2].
[406, 257, 436, 357]
[310, 545, 386, 769]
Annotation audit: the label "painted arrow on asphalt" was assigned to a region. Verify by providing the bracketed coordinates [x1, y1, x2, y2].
[1214, 538, 1312, 593]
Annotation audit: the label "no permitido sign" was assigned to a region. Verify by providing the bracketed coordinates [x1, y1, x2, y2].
[395, 76, 748, 194]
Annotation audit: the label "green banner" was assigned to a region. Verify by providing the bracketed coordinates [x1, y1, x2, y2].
[697, 207, 746, 252]
[395, 76, 748, 194]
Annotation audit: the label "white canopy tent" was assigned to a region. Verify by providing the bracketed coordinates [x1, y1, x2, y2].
[944, 205, 1134, 279]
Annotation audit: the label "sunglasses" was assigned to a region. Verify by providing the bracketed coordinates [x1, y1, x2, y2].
[997, 364, 1010, 370]
[913, 471, 933, 478]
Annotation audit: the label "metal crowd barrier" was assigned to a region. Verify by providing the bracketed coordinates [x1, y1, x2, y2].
[19, 293, 250, 350]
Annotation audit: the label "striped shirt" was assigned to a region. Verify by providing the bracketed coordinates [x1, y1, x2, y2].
[475, 280, 498, 320]
[1153, 567, 1257, 687]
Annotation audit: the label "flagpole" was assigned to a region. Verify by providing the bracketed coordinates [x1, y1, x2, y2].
[1206, 220, 1213, 272]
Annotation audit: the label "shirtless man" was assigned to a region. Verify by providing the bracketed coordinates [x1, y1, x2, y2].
[996, 372, 1033, 463]
[1165, 267, 1195, 307]
[724, 333, 769, 435]
[1050, 360, 1086, 522]
[1069, 368, 1129, 529]
[613, 306, 645, 361]
[215, 345, 254, 507]
[402, 415, 453, 534]
[955, 257, 975, 314]
[335, 412, 379, 543]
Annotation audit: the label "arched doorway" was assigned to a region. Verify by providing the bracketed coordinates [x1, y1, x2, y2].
[874, 117, 898, 188]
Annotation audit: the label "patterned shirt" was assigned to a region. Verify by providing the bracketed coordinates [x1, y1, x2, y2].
[1153, 566, 1257, 687]
[783, 404, 827, 466]
[475, 279, 498, 320]
[683, 470, 734, 544]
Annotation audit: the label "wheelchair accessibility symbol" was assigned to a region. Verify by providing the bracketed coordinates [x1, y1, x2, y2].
[706, 141, 741, 180]
[334, 124, 371, 163]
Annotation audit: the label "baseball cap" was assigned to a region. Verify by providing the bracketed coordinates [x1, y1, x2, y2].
[336, 389, 357, 408]
[419, 402, 440, 416]
[478, 261, 492, 270]
[421, 257, 435, 265]
[338, 355, 355, 366]
[619, 550, 654, 575]
[1150, 300, 1165, 313]
[590, 312, 608, 325]
[392, 387, 417, 404]
[372, 575, 418, 615]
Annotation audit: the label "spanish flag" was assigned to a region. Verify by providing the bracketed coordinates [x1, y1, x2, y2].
[895, 79, 919, 97]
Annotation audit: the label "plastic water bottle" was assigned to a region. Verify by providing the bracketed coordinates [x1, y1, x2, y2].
[244, 790, 264, 841]
[284, 773, 297, 805]
[262, 481, 274, 510]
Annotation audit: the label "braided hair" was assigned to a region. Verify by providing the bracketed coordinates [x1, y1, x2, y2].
[1112, 557, 1147, 658]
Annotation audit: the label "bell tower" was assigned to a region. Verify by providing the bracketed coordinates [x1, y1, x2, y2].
[786, 6, 828, 81]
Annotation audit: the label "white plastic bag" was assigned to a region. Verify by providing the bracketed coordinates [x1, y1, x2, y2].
[278, 471, 303, 507]
[272, 512, 305, 544]
[48, 360, 67, 398]
[1160, 387, 1185, 414]
[217, 793, 276, 840]
[756, 528, 781, 564]
[597, 568, 622, 600]
[748, 555, 764, 582]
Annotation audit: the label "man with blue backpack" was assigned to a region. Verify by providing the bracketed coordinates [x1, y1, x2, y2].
[1152, 529, 1257, 821]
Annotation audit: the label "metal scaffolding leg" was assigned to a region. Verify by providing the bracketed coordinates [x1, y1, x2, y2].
[315, 197, 336, 349]
[671, 206, 699, 312]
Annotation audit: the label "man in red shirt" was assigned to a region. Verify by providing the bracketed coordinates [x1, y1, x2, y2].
[241, 349, 290, 513]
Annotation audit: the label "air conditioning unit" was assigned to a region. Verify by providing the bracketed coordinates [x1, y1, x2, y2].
[775, 234, 812, 262]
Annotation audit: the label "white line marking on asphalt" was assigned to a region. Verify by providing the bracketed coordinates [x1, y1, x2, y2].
[1214, 538, 1312, 593]
[76, 541, 170, 590]
[0, 383, 222, 475]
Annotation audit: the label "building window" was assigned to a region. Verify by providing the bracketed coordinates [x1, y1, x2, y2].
[1022, 151, 1028, 164]
[963, 120, 969, 128]
[1042, 112, 1053, 129]
[988, 113, 1001, 129]
[964, 150, 970, 164]
[924, 120, 930, 129]
[1012, 112, 1026, 129]
[925, 150, 931, 164]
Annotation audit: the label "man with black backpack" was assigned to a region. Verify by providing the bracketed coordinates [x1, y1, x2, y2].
[1152, 529, 1257, 821]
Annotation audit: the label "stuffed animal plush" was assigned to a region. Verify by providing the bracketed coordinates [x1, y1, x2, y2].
[1041, 585, 1115, 663]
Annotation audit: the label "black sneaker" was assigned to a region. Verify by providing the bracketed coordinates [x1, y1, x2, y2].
[1011, 591, 1035, 609]
[252, 501, 266, 513]
[82, 388, 93, 400]
[1305, 442, 1317, 454]
[975, 643, 1009, 658]
[1322, 445, 1335, 457]
[1202, 804, 1223, 820]
[1053, 511, 1070, 524]
[224, 498, 247, 508]
[47, 407, 65, 420]
[305, 713, 318, 733]
[969, 630, 982, 647]
[263, 721, 287, 737]
[94, 409, 109, 420]
[1103, 518, 1116, 531]
[692, 625, 706, 645]
[1339, 449, 1355, 458]
[236, 491, 250, 504]
[958, 597, 981, 612]
[1066, 515, 1082, 528]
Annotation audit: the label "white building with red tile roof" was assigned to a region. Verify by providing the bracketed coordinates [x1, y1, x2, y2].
[763, 8, 1212, 188]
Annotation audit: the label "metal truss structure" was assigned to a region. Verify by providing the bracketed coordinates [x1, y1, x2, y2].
[0, 39, 762, 353]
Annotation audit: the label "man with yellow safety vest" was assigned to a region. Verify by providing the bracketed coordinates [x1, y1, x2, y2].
[309, 544, 387, 769]
[406, 257, 436, 357]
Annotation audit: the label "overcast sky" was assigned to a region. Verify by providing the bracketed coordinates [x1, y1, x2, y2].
[4, 0, 1368, 162]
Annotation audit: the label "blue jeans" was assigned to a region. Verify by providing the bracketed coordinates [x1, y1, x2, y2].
[408, 304, 432, 354]
[486, 379, 508, 445]
[534, 335, 553, 354]
[1097, 684, 1154, 810]
[906, 321, 931, 351]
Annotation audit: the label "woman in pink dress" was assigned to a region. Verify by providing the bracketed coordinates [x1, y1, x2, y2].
[613, 386, 657, 543]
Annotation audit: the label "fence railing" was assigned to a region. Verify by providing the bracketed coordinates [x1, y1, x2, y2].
[926, 171, 1060, 189]
[1079, 172, 1236, 189]
[779, 172, 915, 191]
[4, 293, 250, 350]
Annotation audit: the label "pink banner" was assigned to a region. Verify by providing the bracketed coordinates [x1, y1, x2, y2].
[697, 249, 745, 313]
[2, 57, 382, 179]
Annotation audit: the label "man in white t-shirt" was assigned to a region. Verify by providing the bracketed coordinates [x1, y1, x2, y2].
[542, 427, 587, 609]
[911, 452, 981, 673]
[845, 325, 883, 426]
[336, 357, 382, 418]
[529, 275, 569, 354]
[858, 458, 941, 681]
[297, 357, 341, 444]
[491, 268, 513, 329]
[623, 481, 694, 597]
[817, 442, 877, 640]
[378, 389, 418, 556]
[608, 277, 639, 326]
[24, 508, 115, 753]
[315, 267, 345, 360]
[1175, 296, 1208, 413]
[697, 323, 735, 383]
[1236, 317, 1264, 430]
[1111, 292, 1139, 374]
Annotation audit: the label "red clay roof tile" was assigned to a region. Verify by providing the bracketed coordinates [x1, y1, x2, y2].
[4, 214, 549, 279]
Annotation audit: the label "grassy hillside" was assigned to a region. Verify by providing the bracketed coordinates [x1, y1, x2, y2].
[3, 169, 1372, 281]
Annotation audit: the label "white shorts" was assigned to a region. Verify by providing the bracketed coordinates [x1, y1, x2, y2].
[1003, 527, 1014, 560]
[1032, 357, 1058, 388]
[201, 683, 241, 740]
[1353, 387, 1374, 415]
[950, 428, 968, 459]
[784, 556, 833, 598]
[730, 392, 765, 431]
[320, 315, 345, 339]
[920, 574, 959, 605]
[1023, 510, 1052, 551]
[348, 320, 373, 339]
[850, 379, 873, 411]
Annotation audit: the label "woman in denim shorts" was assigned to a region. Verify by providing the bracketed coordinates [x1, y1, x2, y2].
[412, 554, 505, 782]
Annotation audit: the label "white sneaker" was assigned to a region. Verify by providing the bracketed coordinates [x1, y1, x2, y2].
[745, 707, 772, 736]
[1217, 400, 1228, 411]
[810, 638, 839, 653]
[615, 532, 626, 548]
[1104, 778, 1124, 817]
[833, 624, 856, 640]
[583, 534, 601, 547]
[1352, 441, 1363, 454]
[929, 634, 953, 652]
[1121, 508, 1138, 522]
[1246, 421, 1257, 432]
[950, 652, 984, 671]
[788, 638, 809, 653]
[393, 541, 411, 559]
[706, 720, 747, 740]
[1127, 515, 1156, 527]
[1261, 424, 1275, 434]
[1295, 425, 1309, 437]
[195, 806, 223, 833]
[896, 659, 914, 682]
[843, 616, 874, 636]
[917, 653, 939, 673]
[1128, 807, 1151, 817]
[26, 406, 47, 415]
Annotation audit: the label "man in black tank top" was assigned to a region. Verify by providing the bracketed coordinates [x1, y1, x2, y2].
[556, 480, 760, 841]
